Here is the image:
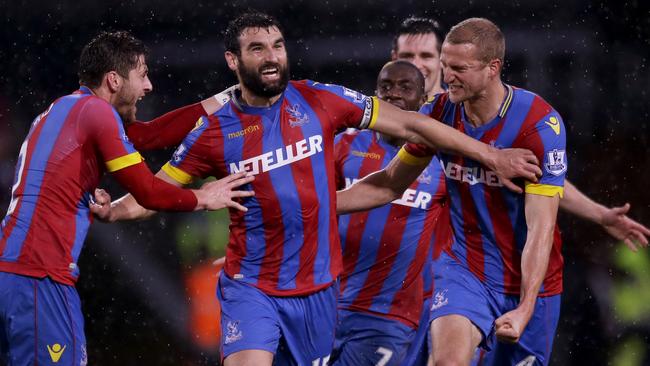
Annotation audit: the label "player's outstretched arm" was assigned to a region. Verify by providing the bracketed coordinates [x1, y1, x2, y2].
[561, 181, 650, 251]
[95, 168, 254, 222]
[336, 155, 430, 214]
[127, 85, 238, 151]
[370, 99, 541, 193]
[495, 192, 560, 343]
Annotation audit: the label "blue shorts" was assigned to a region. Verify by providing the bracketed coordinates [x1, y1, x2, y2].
[400, 297, 431, 366]
[216, 272, 337, 365]
[0, 272, 87, 366]
[430, 253, 560, 365]
[330, 309, 415, 366]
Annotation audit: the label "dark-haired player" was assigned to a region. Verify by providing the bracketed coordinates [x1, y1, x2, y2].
[392, 17, 446, 101]
[0, 31, 251, 366]
[331, 60, 451, 366]
[97, 12, 542, 366]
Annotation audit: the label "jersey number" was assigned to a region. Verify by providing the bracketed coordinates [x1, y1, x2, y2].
[375, 347, 393, 366]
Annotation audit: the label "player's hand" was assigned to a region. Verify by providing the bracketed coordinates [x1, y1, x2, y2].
[90, 188, 113, 222]
[600, 203, 650, 252]
[212, 256, 226, 267]
[202, 84, 241, 115]
[194, 171, 255, 212]
[491, 148, 541, 193]
[494, 307, 533, 343]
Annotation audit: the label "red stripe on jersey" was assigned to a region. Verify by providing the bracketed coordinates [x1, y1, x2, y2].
[351, 203, 412, 309]
[278, 98, 317, 289]
[388, 202, 436, 325]
[338, 142, 387, 294]
[298, 87, 344, 281]
[430, 93, 448, 120]
[0, 106, 53, 254]
[478, 118, 522, 291]
[234, 113, 284, 290]
[511, 96, 553, 156]
[16, 101, 89, 266]
[450, 107, 487, 282]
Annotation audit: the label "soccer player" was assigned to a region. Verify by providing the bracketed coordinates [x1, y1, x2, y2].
[392, 17, 445, 101]
[331, 60, 450, 366]
[340, 17, 566, 366]
[95, 12, 543, 366]
[0, 31, 252, 366]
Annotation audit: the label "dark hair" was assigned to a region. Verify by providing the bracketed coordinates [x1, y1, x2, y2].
[78, 31, 148, 88]
[379, 60, 426, 95]
[392, 17, 444, 53]
[445, 18, 505, 64]
[224, 12, 283, 55]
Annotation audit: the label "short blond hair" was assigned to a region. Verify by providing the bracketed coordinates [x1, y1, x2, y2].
[445, 18, 505, 64]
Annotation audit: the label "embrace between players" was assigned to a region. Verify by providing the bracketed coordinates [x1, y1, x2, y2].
[2, 10, 649, 366]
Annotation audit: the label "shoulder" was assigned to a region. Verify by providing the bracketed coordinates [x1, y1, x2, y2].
[419, 92, 452, 117]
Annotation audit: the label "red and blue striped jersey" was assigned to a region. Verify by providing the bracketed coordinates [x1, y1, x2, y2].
[163, 80, 379, 296]
[0, 87, 143, 285]
[334, 130, 449, 328]
[404, 85, 567, 296]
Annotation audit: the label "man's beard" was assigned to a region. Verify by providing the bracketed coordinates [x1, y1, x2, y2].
[238, 59, 290, 98]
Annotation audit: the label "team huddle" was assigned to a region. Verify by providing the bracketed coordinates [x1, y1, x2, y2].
[1, 10, 649, 366]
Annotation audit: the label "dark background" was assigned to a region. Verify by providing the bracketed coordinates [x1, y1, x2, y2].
[1, 0, 649, 364]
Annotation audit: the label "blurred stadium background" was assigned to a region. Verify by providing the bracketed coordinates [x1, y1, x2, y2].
[1, 0, 649, 364]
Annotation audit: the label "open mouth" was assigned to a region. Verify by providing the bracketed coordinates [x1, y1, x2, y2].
[260, 65, 280, 80]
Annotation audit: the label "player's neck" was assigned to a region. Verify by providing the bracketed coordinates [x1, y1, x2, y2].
[88, 85, 111, 104]
[463, 81, 506, 127]
[239, 85, 282, 107]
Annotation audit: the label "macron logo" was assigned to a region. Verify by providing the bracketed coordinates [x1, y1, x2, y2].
[229, 135, 323, 175]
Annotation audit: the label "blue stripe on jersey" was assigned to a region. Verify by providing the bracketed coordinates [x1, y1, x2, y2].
[441, 154, 469, 264]
[467, 173, 506, 293]
[369, 203, 425, 313]
[2, 95, 84, 260]
[111, 109, 138, 154]
[263, 111, 303, 290]
[339, 150, 395, 304]
[499, 90, 535, 147]
[286, 86, 333, 287]
[219, 106, 264, 283]
[70, 192, 91, 278]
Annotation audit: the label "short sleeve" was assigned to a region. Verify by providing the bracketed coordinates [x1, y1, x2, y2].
[517, 111, 567, 197]
[305, 81, 379, 130]
[161, 115, 215, 185]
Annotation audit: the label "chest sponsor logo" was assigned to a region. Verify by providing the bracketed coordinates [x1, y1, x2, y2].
[345, 177, 432, 210]
[229, 135, 323, 175]
[47, 343, 66, 363]
[545, 149, 567, 176]
[441, 161, 503, 187]
[285, 103, 310, 127]
[544, 116, 561, 135]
